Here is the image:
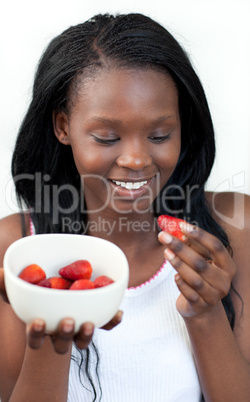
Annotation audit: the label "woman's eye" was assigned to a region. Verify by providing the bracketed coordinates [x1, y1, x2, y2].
[148, 133, 171, 143]
[92, 136, 120, 145]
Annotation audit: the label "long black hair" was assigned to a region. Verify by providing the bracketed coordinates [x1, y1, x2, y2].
[12, 12, 237, 400]
[12, 13, 216, 233]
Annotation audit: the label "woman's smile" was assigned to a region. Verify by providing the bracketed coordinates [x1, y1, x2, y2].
[111, 179, 149, 190]
[109, 176, 156, 201]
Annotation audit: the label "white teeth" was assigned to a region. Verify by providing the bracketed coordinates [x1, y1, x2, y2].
[112, 180, 147, 189]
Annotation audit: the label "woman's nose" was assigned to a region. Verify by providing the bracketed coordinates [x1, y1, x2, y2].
[116, 143, 153, 170]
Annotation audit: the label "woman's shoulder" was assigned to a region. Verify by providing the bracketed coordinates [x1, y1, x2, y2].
[205, 191, 250, 273]
[0, 212, 30, 265]
[205, 191, 250, 232]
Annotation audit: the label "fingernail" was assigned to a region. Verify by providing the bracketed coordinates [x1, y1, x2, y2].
[63, 319, 74, 333]
[116, 311, 123, 323]
[179, 222, 194, 232]
[84, 323, 94, 336]
[165, 248, 175, 261]
[33, 319, 44, 332]
[160, 231, 173, 244]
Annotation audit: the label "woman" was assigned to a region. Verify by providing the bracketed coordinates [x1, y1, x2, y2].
[0, 13, 249, 401]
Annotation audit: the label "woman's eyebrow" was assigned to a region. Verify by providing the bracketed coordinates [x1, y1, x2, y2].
[88, 115, 177, 125]
[153, 115, 177, 123]
[90, 117, 122, 125]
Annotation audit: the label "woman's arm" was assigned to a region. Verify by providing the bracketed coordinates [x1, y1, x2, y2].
[0, 303, 72, 402]
[158, 192, 250, 402]
[0, 214, 72, 401]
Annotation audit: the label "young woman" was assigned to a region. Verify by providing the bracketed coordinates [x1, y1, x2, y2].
[0, 13, 249, 402]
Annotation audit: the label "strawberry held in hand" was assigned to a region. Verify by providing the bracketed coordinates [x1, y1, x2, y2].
[158, 215, 212, 260]
[59, 260, 92, 281]
[157, 215, 186, 241]
[18, 264, 46, 284]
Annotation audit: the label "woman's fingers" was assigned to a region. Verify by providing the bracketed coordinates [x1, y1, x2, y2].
[74, 322, 95, 350]
[174, 273, 204, 305]
[26, 312, 123, 353]
[179, 223, 236, 274]
[158, 226, 237, 314]
[164, 242, 230, 297]
[27, 319, 46, 350]
[159, 226, 236, 280]
[27, 318, 94, 353]
[167, 250, 227, 304]
[51, 318, 75, 354]
[101, 310, 123, 330]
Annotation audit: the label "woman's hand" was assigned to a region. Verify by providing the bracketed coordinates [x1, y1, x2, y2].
[158, 223, 237, 320]
[26, 310, 123, 354]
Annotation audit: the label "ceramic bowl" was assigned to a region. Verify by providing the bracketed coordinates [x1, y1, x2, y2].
[4, 234, 129, 333]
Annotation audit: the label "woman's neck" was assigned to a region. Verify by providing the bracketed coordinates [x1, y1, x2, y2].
[86, 210, 159, 251]
[86, 210, 166, 287]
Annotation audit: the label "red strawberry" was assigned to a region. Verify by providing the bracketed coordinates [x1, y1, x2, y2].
[69, 279, 95, 290]
[59, 260, 92, 281]
[94, 275, 114, 288]
[37, 277, 72, 289]
[18, 264, 46, 284]
[158, 215, 212, 260]
[157, 215, 185, 241]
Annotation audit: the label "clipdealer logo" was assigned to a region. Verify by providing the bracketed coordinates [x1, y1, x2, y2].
[4, 171, 247, 230]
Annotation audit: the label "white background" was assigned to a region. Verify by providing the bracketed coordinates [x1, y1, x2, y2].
[1, 0, 249, 219]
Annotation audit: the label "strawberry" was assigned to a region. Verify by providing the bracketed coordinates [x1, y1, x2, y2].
[94, 275, 114, 288]
[18, 264, 46, 284]
[69, 279, 95, 290]
[158, 215, 212, 260]
[59, 260, 92, 281]
[157, 215, 185, 240]
[37, 277, 72, 289]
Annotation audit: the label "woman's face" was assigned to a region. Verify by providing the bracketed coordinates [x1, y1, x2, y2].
[54, 67, 181, 216]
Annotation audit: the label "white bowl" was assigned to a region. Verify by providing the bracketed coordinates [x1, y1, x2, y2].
[4, 234, 129, 333]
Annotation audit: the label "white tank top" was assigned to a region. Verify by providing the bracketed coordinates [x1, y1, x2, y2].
[68, 261, 202, 401]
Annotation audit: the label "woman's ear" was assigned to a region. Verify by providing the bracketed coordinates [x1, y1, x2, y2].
[53, 110, 71, 145]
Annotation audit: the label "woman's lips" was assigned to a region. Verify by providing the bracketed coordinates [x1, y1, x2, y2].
[109, 177, 155, 199]
[111, 179, 148, 190]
